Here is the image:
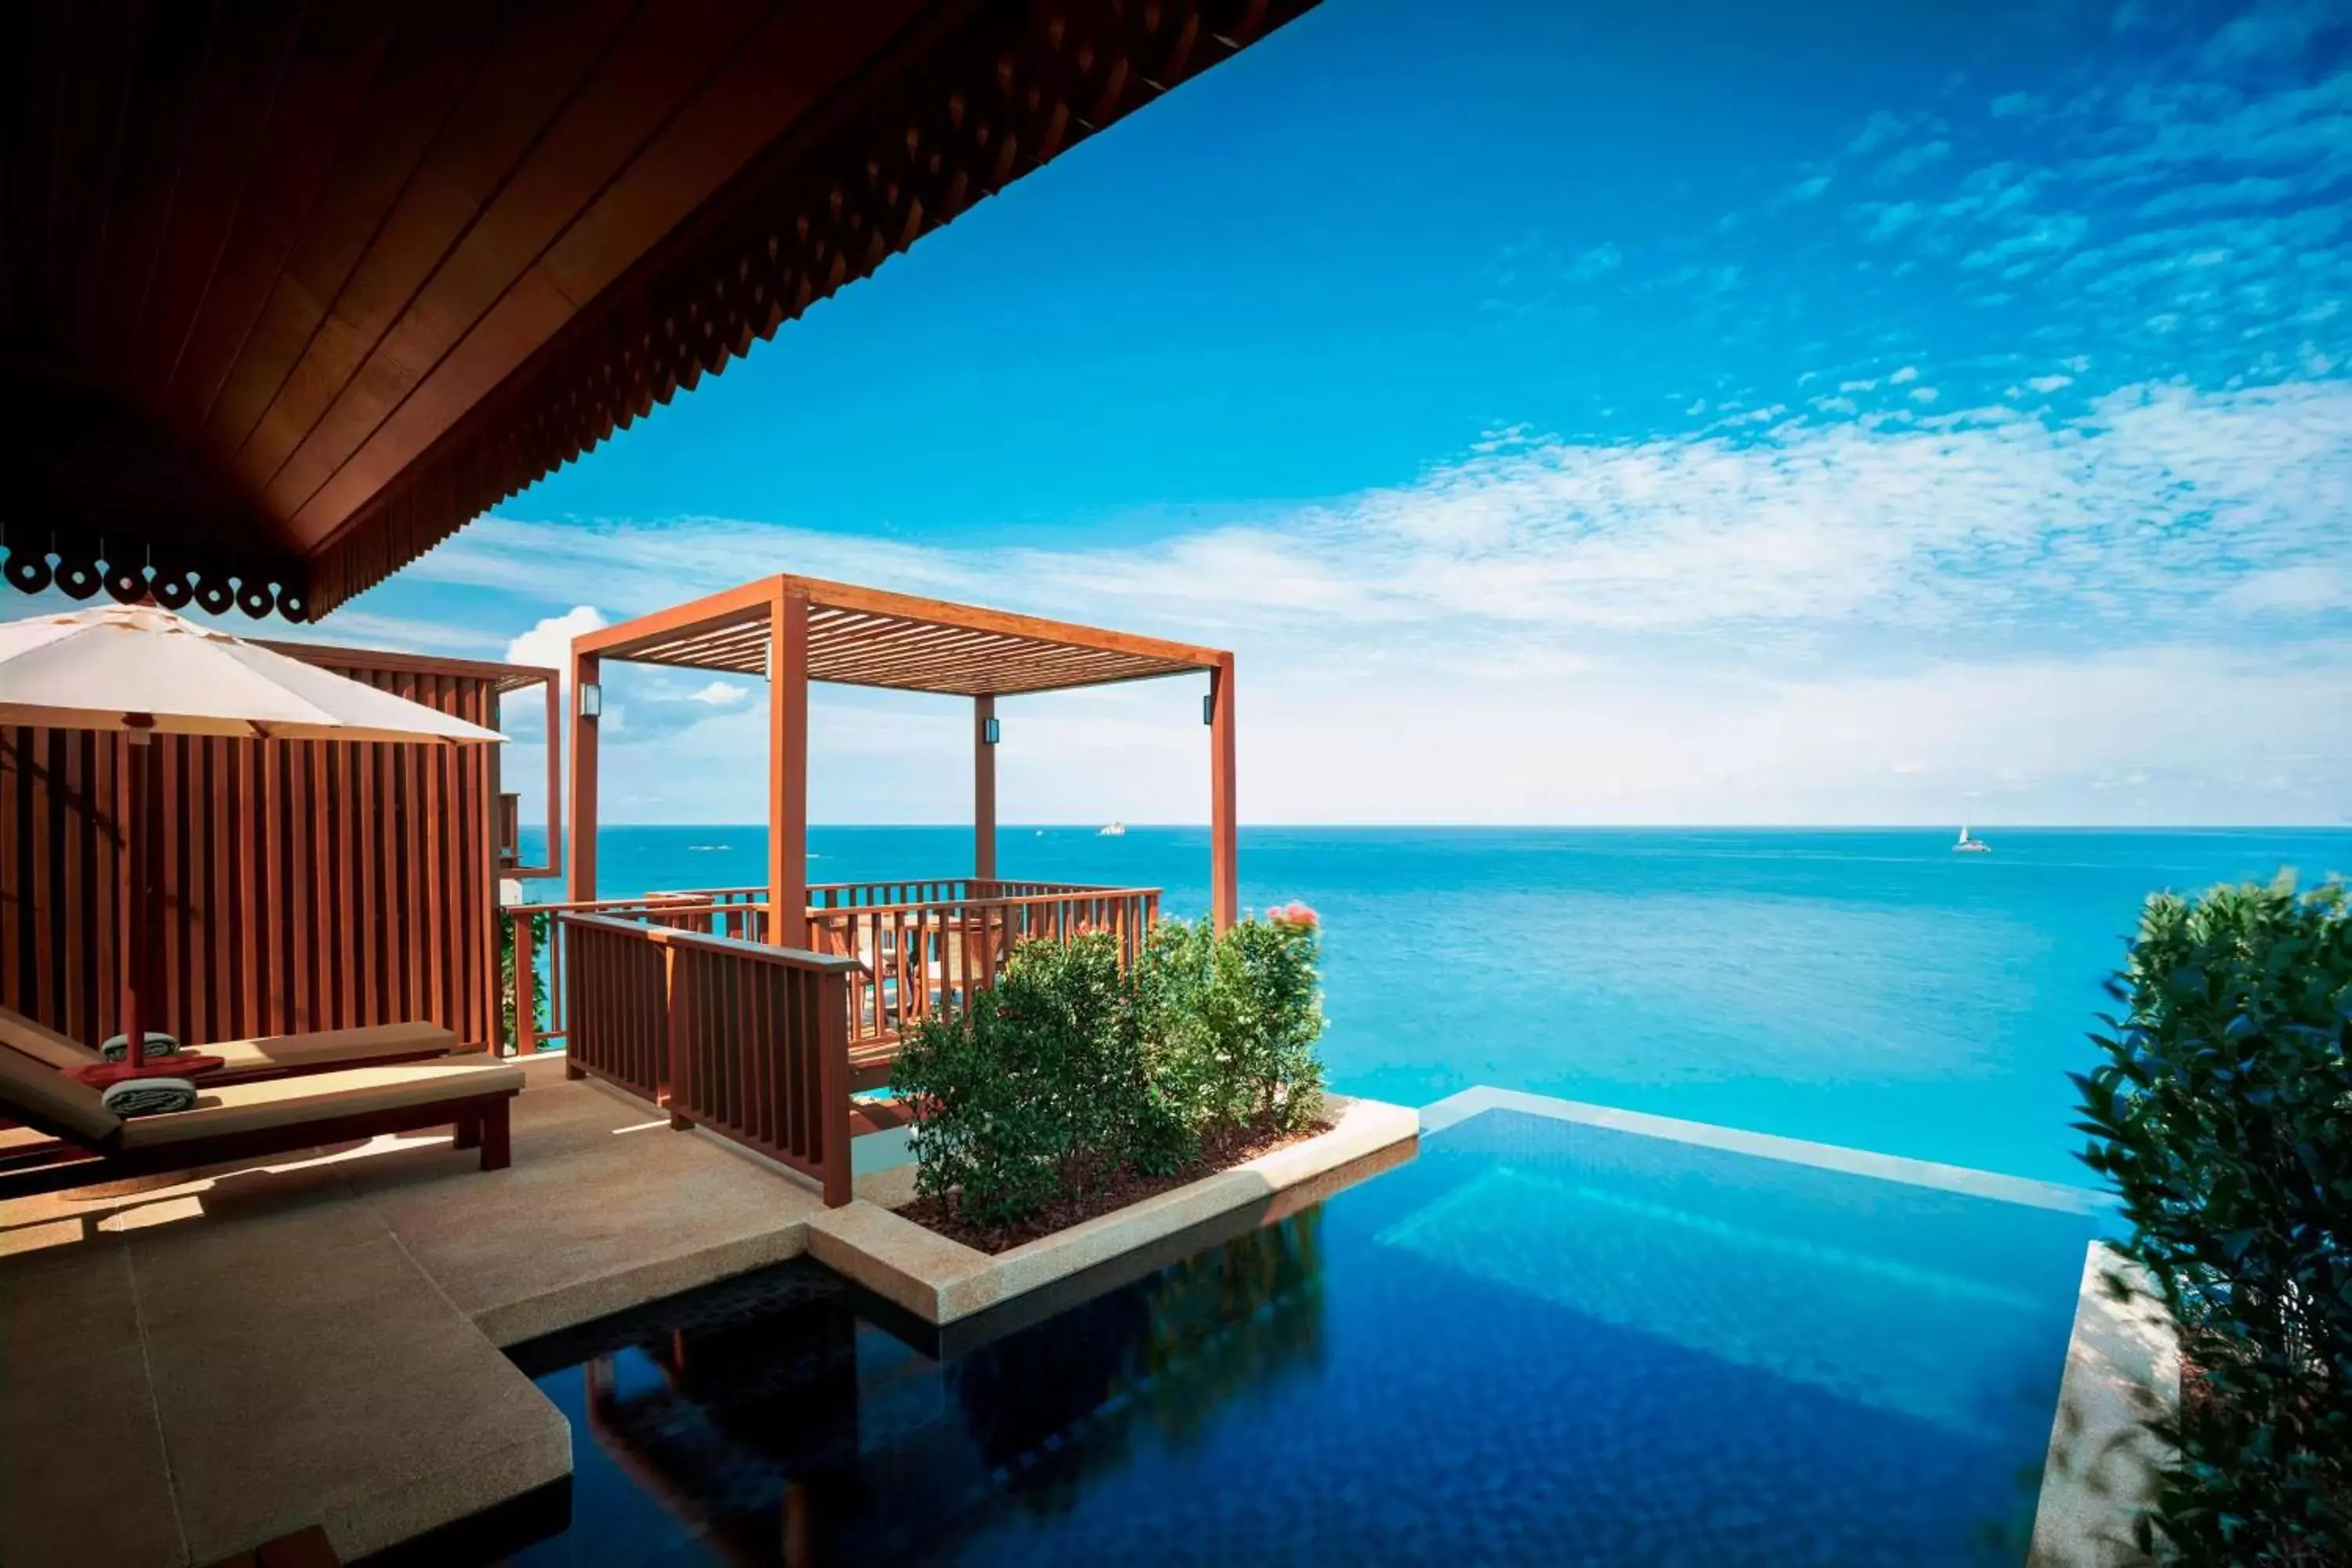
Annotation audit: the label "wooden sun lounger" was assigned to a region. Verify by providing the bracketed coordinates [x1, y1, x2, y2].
[0, 1004, 465, 1082]
[0, 1047, 524, 1200]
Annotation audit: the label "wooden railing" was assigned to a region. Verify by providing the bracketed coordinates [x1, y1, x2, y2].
[503, 897, 771, 1057]
[506, 877, 1160, 1087]
[559, 912, 859, 1205]
[648, 879, 1109, 910]
[808, 877, 1102, 909]
[808, 887, 1160, 1056]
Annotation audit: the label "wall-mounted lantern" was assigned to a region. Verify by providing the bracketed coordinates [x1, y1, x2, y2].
[982, 715, 1000, 746]
[579, 681, 603, 720]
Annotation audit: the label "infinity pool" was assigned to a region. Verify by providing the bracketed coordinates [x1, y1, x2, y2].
[506, 1099, 2101, 1565]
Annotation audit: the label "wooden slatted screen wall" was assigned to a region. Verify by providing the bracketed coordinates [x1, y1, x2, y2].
[1, 648, 504, 1050]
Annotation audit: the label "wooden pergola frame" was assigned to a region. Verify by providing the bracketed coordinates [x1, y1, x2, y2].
[566, 575, 1240, 936]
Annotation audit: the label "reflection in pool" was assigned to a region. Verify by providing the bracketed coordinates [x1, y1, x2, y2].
[507, 1105, 2099, 1566]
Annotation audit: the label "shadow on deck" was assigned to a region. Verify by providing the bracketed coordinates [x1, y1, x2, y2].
[0, 1056, 901, 1567]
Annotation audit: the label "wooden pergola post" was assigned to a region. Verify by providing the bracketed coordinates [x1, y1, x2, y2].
[974, 695, 997, 882]
[1210, 655, 1238, 931]
[567, 651, 601, 904]
[768, 586, 811, 948]
[564, 648, 601, 1078]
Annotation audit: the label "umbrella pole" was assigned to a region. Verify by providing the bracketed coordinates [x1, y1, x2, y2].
[124, 721, 154, 1069]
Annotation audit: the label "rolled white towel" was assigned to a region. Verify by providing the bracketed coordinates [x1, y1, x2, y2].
[100, 1033, 184, 1062]
[101, 1077, 198, 1117]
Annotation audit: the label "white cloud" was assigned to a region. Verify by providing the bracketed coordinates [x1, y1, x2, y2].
[566, 638, 2351, 826]
[295, 611, 506, 655]
[1878, 139, 1951, 182]
[2219, 564, 2351, 615]
[372, 376, 2352, 825]
[684, 680, 752, 706]
[1888, 365, 1919, 384]
[1567, 243, 1623, 281]
[505, 606, 608, 673]
[2026, 374, 2074, 394]
[423, 378, 2352, 655]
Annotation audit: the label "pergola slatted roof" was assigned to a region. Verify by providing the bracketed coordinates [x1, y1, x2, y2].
[568, 571, 1242, 934]
[578, 576, 1223, 696]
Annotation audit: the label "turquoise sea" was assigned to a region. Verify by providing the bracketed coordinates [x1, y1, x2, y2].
[519, 825, 2349, 1188]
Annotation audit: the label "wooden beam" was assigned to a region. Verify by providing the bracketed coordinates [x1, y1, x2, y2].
[790, 575, 1228, 670]
[567, 651, 600, 906]
[768, 586, 810, 948]
[256, 641, 560, 687]
[1209, 656, 1238, 932]
[539, 667, 564, 882]
[974, 695, 996, 881]
[575, 575, 779, 660]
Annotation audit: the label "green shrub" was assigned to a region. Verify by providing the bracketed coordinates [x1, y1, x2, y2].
[498, 908, 553, 1054]
[2072, 874, 2352, 1564]
[899, 909, 1329, 1230]
[1137, 910, 1327, 1136]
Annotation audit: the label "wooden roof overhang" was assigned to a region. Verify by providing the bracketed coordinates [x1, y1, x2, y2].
[1, 0, 1314, 623]
[578, 575, 1224, 696]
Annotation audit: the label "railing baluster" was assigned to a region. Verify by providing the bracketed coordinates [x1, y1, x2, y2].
[557, 910, 860, 1203]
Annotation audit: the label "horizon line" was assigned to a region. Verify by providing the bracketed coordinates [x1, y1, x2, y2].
[514, 820, 2352, 832]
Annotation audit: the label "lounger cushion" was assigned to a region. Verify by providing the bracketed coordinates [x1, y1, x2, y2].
[118, 1061, 524, 1149]
[0, 1041, 122, 1142]
[0, 1005, 102, 1069]
[0, 1005, 461, 1074]
[202, 1021, 462, 1072]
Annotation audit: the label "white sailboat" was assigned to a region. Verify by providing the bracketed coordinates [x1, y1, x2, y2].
[1098, 821, 1127, 837]
[1952, 825, 1991, 854]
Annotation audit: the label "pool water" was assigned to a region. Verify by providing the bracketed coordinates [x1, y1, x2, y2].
[506, 1105, 2100, 1566]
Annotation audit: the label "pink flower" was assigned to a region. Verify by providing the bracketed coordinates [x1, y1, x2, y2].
[1271, 900, 1320, 928]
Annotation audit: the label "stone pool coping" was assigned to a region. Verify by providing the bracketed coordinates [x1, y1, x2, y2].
[2027, 1243, 2179, 1567]
[1422, 1086, 2110, 1214]
[805, 1094, 1418, 1327]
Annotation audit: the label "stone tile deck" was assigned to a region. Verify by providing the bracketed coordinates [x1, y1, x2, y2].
[0, 1056, 848, 1566]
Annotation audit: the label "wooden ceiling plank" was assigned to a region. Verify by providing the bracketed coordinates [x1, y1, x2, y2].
[298, 2, 1315, 613]
[165, 13, 398, 437]
[83, 1, 221, 371]
[128, 0, 308, 390]
[536, 2, 925, 311]
[42, 0, 148, 342]
[285, 0, 914, 545]
[239, 0, 644, 511]
[198, 4, 488, 468]
[257, 0, 687, 533]
[7, 2, 77, 339]
[6, 2, 1316, 615]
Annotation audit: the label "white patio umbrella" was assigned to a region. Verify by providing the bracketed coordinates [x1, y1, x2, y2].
[0, 604, 504, 1071]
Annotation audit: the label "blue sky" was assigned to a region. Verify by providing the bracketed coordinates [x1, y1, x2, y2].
[209, 0, 2352, 822]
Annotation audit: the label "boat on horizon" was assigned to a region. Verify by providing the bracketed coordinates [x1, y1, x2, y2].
[1952, 826, 1991, 854]
[1098, 821, 1127, 837]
